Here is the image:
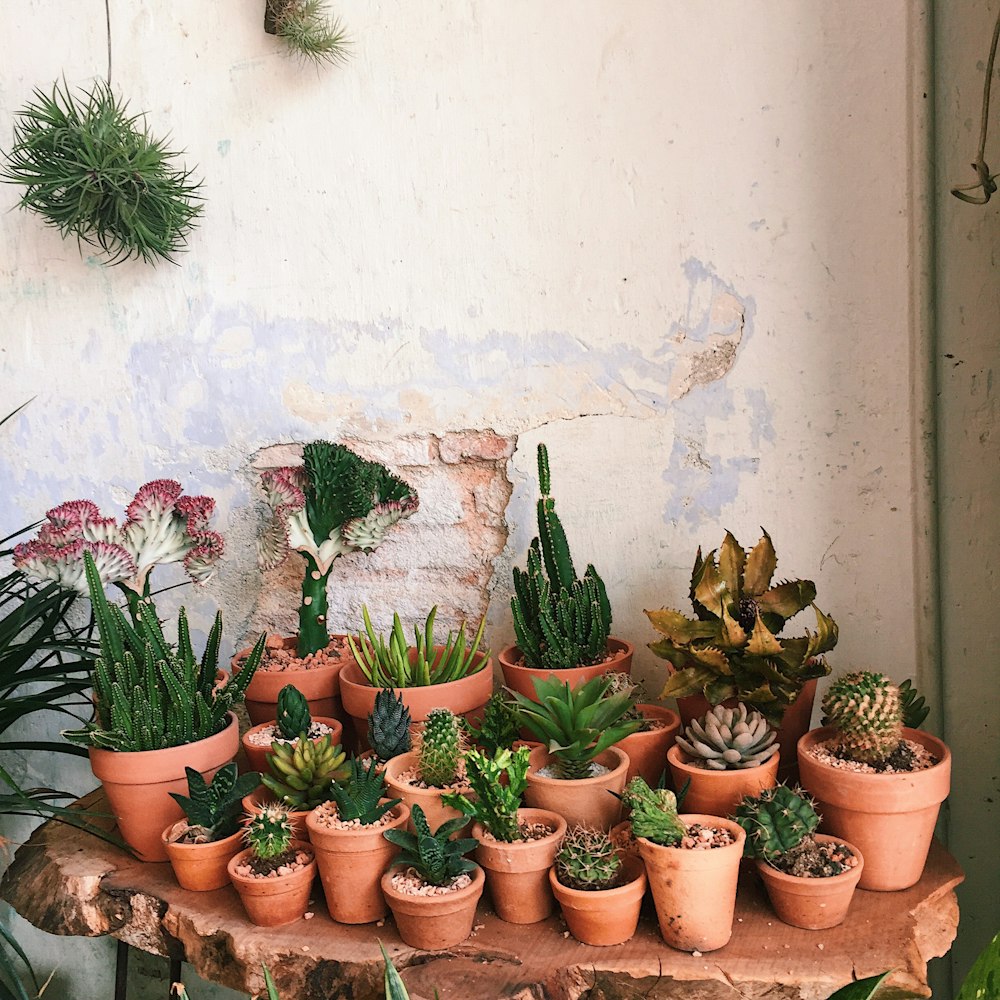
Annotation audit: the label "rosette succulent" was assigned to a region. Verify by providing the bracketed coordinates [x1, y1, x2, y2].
[646, 529, 838, 724]
[257, 441, 418, 658]
[675, 703, 778, 770]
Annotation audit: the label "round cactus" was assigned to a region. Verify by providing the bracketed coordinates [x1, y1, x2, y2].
[555, 826, 622, 890]
[416, 707, 464, 787]
[821, 671, 903, 766]
[244, 805, 294, 860]
[276, 684, 312, 740]
[733, 784, 819, 861]
[676, 702, 778, 770]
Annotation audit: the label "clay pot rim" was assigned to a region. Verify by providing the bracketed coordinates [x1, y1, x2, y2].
[226, 841, 315, 886]
[666, 742, 780, 776]
[797, 726, 951, 784]
[161, 821, 243, 852]
[497, 637, 634, 673]
[753, 833, 865, 887]
[471, 807, 568, 852]
[636, 813, 747, 854]
[241, 716, 344, 748]
[380, 861, 486, 906]
[525, 745, 629, 787]
[549, 852, 647, 900]
[305, 800, 410, 841]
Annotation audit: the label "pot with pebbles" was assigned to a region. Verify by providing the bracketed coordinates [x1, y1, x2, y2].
[605, 675, 681, 787]
[306, 757, 409, 923]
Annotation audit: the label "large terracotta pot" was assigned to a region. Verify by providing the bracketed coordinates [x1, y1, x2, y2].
[306, 800, 410, 923]
[88, 713, 239, 863]
[797, 727, 951, 891]
[523, 746, 629, 831]
[637, 814, 746, 952]
[241, 786, 312, 843]
[339, 653, 493, 751]
[381, 863, 486, 949]
[232, 634, 352, 726]
[227, 841, 316, 927]
[240, 717, 344, 776]
[498, 638, 633, 703]
[755, 834, 864, 929]
[161, 822, 245, 892]
[549, 853, 647, 946]
[617, 704, 681, 788]
[382, 751, 472, 834]
[472, 808, 567, 924]
[666, 744, 779, 818]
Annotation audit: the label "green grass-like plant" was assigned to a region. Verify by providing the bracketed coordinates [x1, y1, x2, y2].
[1, 79, 203, 265]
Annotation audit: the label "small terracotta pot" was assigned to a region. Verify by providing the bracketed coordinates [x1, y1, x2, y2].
[638, 814, 746, 952]
[382, 751, 472, 834]
[797, 727, 951, 891]
[161, 822, 245, 892]
[667, 744, 779, 818]
[381, 863, 486, 949]
[339, 653, 494, 751]
[549, 853, 647, 946]
[755, 834, 864, 929]
[227, 841, 316, 926]
[240, 717, 344, 776]
[241, 787, 312, 843]
[232, 634, 352, 726]
[472, 808, 567, 924]
[617, 705, 681, 788]
[306, 800, 411, 923]
[523, 746, 629, 831]
[88, 713, 239, 863]
[498, 638, 633, 703]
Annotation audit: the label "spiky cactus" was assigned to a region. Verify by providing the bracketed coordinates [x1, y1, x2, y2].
[276, 684, 312, 740]
[463, 691, 520, 756]
[327, 756, 401, 825]
[676, 702, 778, 770]
[733, 785, 819, 861]
[511, 443, 612, 671]
[244, 805, 295, 860]
[621, 778, 687, 846]
[367, 688, 412, 763]
[821, 671, 904, 767]
[416, 708, 464, 787]
[555, 826, 622, 890]
[263, 733, 347, 810]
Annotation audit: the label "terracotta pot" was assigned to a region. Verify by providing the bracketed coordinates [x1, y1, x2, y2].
[339, 653, 494, 751]
[638, 814, 746, 952]
[797, 727, 951, 891]
[227, 841, 316, 926]
[523, 746, 629, 831]
[549, 853, 647, 946]
[498, 638, 633, 703]
[306, 800, 411, 923]
[241, 717, 344, 776]
[381, 863, 486, 949]
[616, 705, 681, 788]
[666, 744, 779, 818]
[241, 786, 312, 843]
[88, 713, 239, 863]
[382, 751, 473, 834]
[675, 678, 817, 784]
[755, 834, 864, 929]
[161, 822, 245, 892]
[472, 808, 567, 924]
[232, 634, 352, 726]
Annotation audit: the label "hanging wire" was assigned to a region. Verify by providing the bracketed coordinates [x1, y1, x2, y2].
[952, 5, 1000, 204]
[105, 0, 112, 85]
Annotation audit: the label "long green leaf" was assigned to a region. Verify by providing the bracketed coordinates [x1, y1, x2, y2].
[956, 931, 1000, 1000]
[379, 941, 411, 1000]
[826, 973, 894, 1000]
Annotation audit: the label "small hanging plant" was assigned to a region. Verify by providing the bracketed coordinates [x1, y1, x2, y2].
[1, 79, 203, 265]
[264, 0, 351, 66]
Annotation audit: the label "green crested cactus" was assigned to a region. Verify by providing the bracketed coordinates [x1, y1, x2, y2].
[821, 671, 904, 766]
[621, 777, 687, 846]
[511, 443, 612, 671]
[244, 805, 295, 860]
[367, 688, 412, 762]
[416, 708, 464, 787]
[276, 684, 312, 740]
[327, 756, 401, 825]
[676, 702, 778, 770]
[263, 732, 347, 810]
[168, 764, 262, 843]
[733, 784, 819, 861]
[463, 691, 520, 756]
[442, 746, 531, 843]
[555, 826, 622, 890]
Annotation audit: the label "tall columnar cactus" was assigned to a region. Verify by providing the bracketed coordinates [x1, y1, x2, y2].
[555, 826, 622, 890]
[621, 778, 687, 846]
[276, 685, 312, 740]
[675, 703, 778, 770]
[511, 443, 612, 670]
[367, 688, 412, 763]
[416, 708, 464, 787]
[257, 442, 419, 658]
[821, 671, 904, 767]
[733, 785, 819, 861]
[244, 805, 295, 860]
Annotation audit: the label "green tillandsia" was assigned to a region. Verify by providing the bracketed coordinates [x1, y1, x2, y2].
[264, 0, 351, 66]
[441, 746, 531, 843]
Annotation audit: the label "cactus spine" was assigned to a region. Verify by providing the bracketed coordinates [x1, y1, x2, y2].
[244, 805, 294, 860]
[555, 826, 622, 890]
[733, 785, 819, 861]
[276, 684, 312, 740]
[367, 688, 412, 763]
[416, 708, 464, 787]
[821, 671, 904, 766]
[676, 702, 778, 770]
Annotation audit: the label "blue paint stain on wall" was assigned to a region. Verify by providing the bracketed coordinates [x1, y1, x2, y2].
[217, 139, 232, 157]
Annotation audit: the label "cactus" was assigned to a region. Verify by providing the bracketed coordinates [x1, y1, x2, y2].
[675, 702, 778, 770]
[555, 826, 622, 890]
[327, 756, 401, 825]
[733, 784, 819, 861]
[415, 708, 465, 787]
[511, 443, 612, 671]
[244, 805, 295, 860]
[463, 691, 520, 756]
[262, 732, 347, 810]
[383, 804, 479, 887]
[621, 777, 687, 846]
[821, 671, 904, 767]
[442, 746, 531, 843]
[276, 684, 312, 740]
[367, 688, 412, 763]
[646, 529, 838, 724]
[168, 763, 262, 843]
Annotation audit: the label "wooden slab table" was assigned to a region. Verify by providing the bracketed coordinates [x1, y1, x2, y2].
[0, 791, 963, 1000]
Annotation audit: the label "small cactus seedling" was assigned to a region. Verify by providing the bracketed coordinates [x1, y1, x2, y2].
[621, 777, 687, 846]
[821, 671, 905, 767]
[383, 804, 478, 887]
[555, 826, 622, 890]
[263, 732, 347, 810]
[415, 708, 465, 787]
[328, 756, 401, 825]
[733, 785, 819, 861]
[168, 763, 262, 843]
[367, 688, 412, 763]
[244, 805, 295, 861]
[675, 702, 778, 770]
[276, 684, 312, 740]
[442, 746, 531, 843]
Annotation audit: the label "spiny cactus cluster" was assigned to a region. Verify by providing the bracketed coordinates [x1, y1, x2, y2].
[415, 708, 465, 787]
[463, 691, 519, 756]
[821, 671, 904, 767]
[733, 784, 819, 861]
[263, 732, 346, 810]
[676, 702, 778, 770]
[621, 777, 687, 846]
[276, 684, 312, 740]
[244, 805, 294, 860]
[511, 443, 612, 671]
[327, 756, 401, 825]
[555, 826, 622, 891]
[367, 688, 412, 763]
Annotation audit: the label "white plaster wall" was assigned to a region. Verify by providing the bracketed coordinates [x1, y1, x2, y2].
[0, 3, 937, 997]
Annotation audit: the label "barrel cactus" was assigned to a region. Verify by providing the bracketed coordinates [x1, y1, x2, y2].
[733, 784, 819, 861]
[244, 805, 294, 861]
[555, 826, 622, 890]
[675, 703, 778, 770]
[416, 708, 464, 787]
[821, 671, 904, 767]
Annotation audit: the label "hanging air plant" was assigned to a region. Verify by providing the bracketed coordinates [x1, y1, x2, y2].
[264, 0, 351, 66]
